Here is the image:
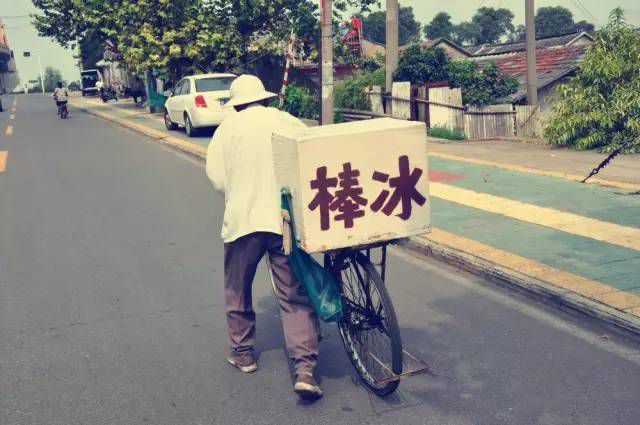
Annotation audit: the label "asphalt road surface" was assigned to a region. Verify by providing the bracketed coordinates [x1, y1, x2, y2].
[1, 95, 639, 425]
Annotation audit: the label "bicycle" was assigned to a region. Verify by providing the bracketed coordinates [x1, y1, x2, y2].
[268, 239, 422, 397]
[325, 241, 403, 396]
[57, 102, 69, 119]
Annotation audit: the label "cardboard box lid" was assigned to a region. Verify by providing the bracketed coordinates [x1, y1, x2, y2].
[274, 118, 426, 143]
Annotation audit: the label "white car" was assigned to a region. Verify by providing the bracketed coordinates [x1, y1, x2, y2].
[164, 73, 237, 136]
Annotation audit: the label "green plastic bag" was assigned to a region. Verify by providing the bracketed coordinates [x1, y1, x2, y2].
[281, 190, 343, 322]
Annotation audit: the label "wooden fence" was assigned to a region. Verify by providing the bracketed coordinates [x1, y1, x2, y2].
[368, 83, 542, 140]
[464, 105, 515, 140]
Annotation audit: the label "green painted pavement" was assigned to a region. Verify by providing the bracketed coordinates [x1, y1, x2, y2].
[430, 157, 640, 228]
[431, 198, 640, 291]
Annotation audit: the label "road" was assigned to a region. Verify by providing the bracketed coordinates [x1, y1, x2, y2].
[1, 94, 640, 425]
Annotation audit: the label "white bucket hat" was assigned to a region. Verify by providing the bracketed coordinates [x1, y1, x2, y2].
[226, 75, 277, 107]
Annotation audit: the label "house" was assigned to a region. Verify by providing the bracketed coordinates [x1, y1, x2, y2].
[0, 19, 19, 94]
[471, 32, 594, 116]
[398, 38, 472, 60]
[371, 32, 593, 115]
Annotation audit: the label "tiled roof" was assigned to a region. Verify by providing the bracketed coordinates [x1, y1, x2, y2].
[468, 32, 592, 56]
[476, 45, 588, 101]
[399, 38, 472, 56]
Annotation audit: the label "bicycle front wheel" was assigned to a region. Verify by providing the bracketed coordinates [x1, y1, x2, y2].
[333, 250, 403, 396]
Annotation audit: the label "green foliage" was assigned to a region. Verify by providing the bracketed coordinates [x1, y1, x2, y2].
[361, 6, 422, 46]
[545, 9, 640, 152]
[43, 67, 65, 92]
[424, 12, 454, 40]
[334, 68, 385, 110]
[394, 46, 449, 84]
[448, 61, 519, 106]
[535, 6, 594, 39]
[282, 84, 319, 120]
[535, 7, 574, 38]
[453, 7, 515, 45]
[393, 46, 518, 106]
[427, 126, 465, 141]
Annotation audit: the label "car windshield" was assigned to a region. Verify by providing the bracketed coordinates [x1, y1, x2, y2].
[195, 77, 235, 93]
[82, 74, 98, 86]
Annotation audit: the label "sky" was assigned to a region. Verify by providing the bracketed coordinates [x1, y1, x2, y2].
[3, 0, 640, 86]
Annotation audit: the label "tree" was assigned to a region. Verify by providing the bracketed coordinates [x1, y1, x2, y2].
[464, 7, 515, 45]
[545, 9, 640, 152]
[424, 12, 454, 40]
[573, 20, 595, 34]
[394, 46, 449, 84]
[79, 29, 106, 70]
[509, 24, 527, 42]
[393, 45, 518, 106]
[361, 6, 422, 45]
[535, 6, 575, 38]
[448, 7, 515, 45]
[448, 61, 518, 106]
[534, 6, 594, 38]
[43, 67, 64, 92]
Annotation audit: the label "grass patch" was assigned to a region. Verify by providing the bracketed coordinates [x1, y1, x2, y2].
[427, 126, 466, 141]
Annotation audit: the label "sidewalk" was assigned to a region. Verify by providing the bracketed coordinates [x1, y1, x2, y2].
[71, 97, 640, 333]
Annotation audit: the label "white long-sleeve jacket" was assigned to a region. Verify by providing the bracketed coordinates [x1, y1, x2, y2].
[206, 104, 306, 243]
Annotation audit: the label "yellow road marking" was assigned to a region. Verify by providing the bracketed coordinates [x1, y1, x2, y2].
[421, 229, 640, 315]
[431, 182, 640, 252]
[0, 151, 6, 172]
[429, 151, 640, 191]
[5, 125, 13, 136]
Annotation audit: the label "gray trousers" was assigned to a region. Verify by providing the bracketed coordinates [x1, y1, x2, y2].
[224, 232, 319, 374]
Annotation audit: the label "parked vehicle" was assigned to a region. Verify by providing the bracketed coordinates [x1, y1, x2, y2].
[100, 86, 118, 102]
[164, 73, 236, 137]
[81, 69, 102, 97]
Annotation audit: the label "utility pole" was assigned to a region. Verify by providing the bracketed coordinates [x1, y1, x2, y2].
[525, 0, 537, 105]
[320, 0, 334, 125]
[385, 0, 399, 95]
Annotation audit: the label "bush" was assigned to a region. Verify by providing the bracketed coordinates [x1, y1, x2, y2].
[393, 45, 518, 106]
[448, 61, 519, 106]
[334, 68, 385, 110]
[282, 84, 319, 120]
[427, 126, 466, 140]
[544, 9, 640, 152]
[394, 45, 449, 84]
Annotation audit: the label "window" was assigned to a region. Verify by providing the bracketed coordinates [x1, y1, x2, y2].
[174, 80, 186, 96]
[181, 79, 191, 95]
[195, 77, 236, 93]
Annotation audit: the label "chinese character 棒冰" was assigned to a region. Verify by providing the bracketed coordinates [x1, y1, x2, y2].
[371, 155, 426, 220]
[329, 163, 368, 229]
[308, 166, 338, 231]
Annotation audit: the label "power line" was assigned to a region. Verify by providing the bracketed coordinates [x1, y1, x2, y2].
[0, 15, 31, 19]
[569, 0, 597, 23]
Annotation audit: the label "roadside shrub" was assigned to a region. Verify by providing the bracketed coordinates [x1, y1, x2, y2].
[427, 126, 466, 141]
[393, 45, 518, 106]
[282, 84, 319, 120]
[544, 9, 640, 152]
[334, 68, 385, 110]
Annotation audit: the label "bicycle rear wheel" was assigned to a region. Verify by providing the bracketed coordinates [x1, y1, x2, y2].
[333, 250, 403, 396]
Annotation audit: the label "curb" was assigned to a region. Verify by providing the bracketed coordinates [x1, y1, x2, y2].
[401, 236, 640, 340]
[72, 101, 207, 160]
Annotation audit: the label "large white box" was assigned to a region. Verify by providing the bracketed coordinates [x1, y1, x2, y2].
[272, 118, 431, 253]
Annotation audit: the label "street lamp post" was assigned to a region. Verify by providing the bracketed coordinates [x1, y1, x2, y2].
[23, 51, 45, 94]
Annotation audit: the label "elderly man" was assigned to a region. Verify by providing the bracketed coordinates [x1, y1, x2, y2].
[206, 75, 322, 399]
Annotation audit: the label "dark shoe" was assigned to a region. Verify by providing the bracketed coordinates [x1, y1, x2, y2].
[227, 351, 258, 373]
[294, 373, 323, 400]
